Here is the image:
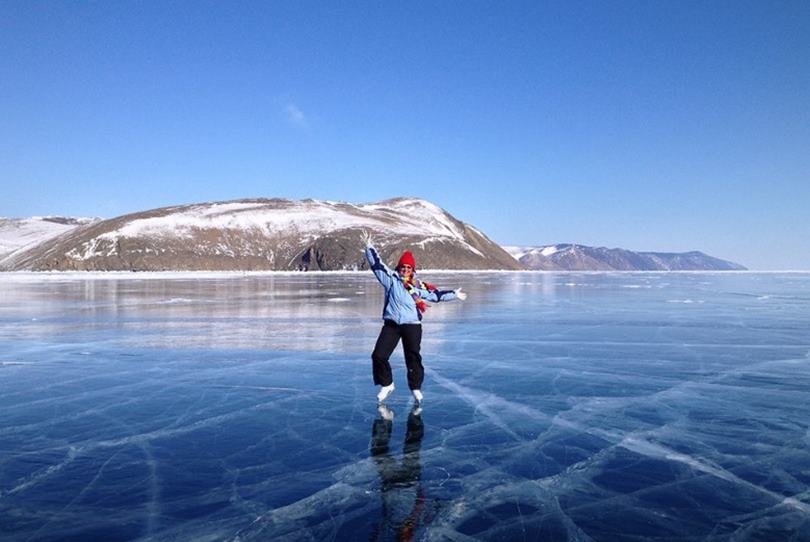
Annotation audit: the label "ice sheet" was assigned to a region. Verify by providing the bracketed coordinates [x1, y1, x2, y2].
[1, 272, 810, 540]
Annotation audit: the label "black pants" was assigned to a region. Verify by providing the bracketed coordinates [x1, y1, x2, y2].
[372, 319, 424, 390]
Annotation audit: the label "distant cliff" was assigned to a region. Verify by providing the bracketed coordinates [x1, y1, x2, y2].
[504, 244, 746, 271]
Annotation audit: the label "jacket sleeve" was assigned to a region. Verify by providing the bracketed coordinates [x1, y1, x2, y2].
[418, 287, 458, 302]
[365, 244, 394, 289]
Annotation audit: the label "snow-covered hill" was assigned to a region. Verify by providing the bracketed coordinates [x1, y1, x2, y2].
[503, 244, 746, 271]
[0, 217, 98, 264]
[2, 198, 524, 271]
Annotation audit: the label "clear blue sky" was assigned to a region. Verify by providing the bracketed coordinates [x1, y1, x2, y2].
[2, 1, 809, 269]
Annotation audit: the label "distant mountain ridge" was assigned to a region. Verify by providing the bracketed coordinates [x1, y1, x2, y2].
[1, 198, 523, 271]
[0, 202, 746, 272]
[504, 244, 746, 271]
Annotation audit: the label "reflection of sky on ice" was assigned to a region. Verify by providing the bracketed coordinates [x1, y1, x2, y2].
[1, 272, 810, 541]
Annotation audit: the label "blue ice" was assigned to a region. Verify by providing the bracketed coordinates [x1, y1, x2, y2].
[1, 271, 810, 540]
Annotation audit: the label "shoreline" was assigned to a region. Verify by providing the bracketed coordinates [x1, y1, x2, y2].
[1, 269, 809, 280]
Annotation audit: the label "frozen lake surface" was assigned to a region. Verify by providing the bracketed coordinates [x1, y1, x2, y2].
[2, 271, 810, 541]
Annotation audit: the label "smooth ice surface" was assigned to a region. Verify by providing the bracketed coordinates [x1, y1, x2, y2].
[2, 272, 810, 541]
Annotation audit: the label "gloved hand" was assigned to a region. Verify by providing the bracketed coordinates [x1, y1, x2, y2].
[456, 287, 467, 301]
[361, 230, 374, 248]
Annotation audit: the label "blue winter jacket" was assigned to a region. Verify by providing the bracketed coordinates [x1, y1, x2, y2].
[365, 244, 458, 324]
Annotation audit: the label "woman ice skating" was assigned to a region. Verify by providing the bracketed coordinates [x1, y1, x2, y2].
[363, 232, 467, 404]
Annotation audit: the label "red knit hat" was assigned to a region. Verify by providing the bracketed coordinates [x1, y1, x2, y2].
[397, 250, 416, 270]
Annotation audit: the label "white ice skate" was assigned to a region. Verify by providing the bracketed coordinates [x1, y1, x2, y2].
[412, 389, 423, 405]
[377, 383, 395, 403]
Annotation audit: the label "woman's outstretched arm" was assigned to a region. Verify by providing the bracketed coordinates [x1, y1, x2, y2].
[417, 285, 466, 302]
[363, 233, 394, 289]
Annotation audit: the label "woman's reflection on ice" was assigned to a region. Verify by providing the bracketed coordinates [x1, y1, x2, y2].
[370, 404, 428, 541]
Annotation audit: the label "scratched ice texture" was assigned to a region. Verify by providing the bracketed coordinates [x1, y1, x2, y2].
[1, 271, 810, 541]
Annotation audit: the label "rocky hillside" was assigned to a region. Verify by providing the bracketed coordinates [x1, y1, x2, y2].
[2, 198, 524, 271]
[504, 244, 746, 271]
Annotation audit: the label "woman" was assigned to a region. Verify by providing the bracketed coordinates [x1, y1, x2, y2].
[364, 233, 466, 404]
